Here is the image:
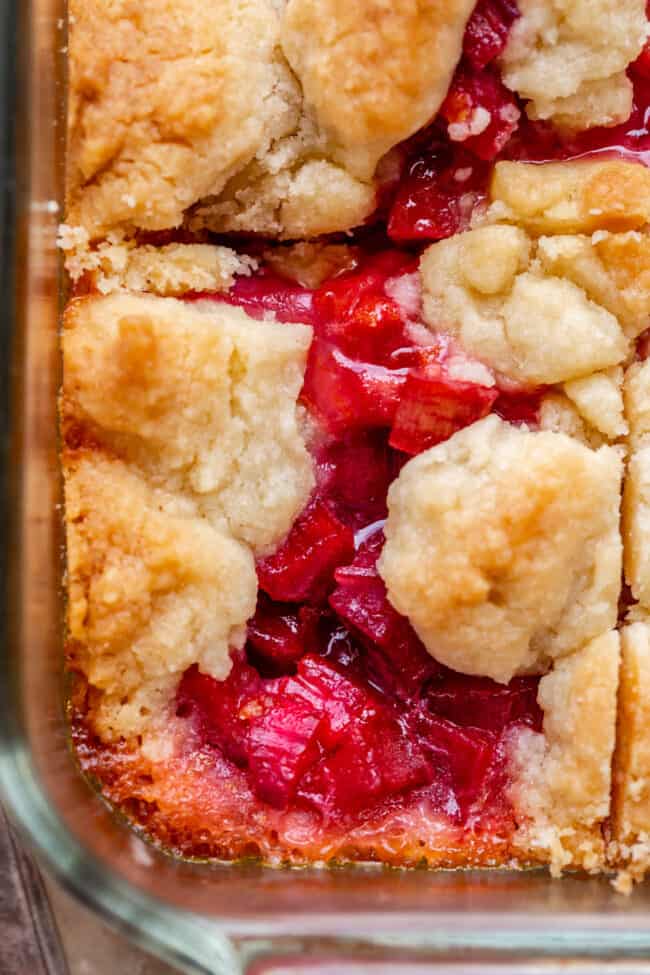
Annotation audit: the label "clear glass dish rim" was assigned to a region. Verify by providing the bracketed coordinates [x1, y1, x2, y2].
[4, 2, 650, 972]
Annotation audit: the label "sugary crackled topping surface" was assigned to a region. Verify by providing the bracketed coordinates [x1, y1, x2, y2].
[612, 621, 650, 883]
[377, 415, 622, 684]
[63, 293, 314, 554]
[65, 454, 257, 743]
[500, 0, 648, 129]
[508, 630, 619, 874]
[64, 294, 314, 741]
[66, 0, 475, 241]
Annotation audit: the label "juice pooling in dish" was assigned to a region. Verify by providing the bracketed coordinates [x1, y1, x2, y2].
[58, 0, 650, 887]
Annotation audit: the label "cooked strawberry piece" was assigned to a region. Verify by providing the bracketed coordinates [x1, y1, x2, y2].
[257, 498, 355, 603]
[463, 0, 520, 70]
[176, 657, 262, 766]
[302, 339, 407, 432]
[218, 270, 316, 324]
[494, 388, 543, 426]
[246, 698, 322, 808]
[441, 65, 520, 161]
[247, 596, 318, 672]
[315, 432, 402, 529]
[388, 370, 498, 455]
[387, 144, 489, 242]
[426, 674, 543, 733]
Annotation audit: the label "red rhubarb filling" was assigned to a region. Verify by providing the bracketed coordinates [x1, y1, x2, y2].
[178, 247, 543, 837]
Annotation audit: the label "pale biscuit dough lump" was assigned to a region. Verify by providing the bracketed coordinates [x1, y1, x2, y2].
[420, 224, 629, 385]
[66, 454, 257, 742]
[378, 415, 622, 684]
[67, 0, 475, 240]
[507, 630, 619, 874]
[500, 0, 647, 129]
[63, 293, 314, 555]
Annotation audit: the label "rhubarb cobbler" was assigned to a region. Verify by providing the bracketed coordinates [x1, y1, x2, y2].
[59, 0, 650, 885]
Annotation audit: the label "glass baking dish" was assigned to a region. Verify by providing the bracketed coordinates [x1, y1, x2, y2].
[5, 2, 650, 973]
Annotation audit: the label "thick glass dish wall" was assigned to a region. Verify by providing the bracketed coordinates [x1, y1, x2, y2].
[4, 2, 650, 973]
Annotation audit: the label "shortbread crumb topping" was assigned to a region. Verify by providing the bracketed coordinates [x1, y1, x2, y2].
[63, 294, 314, 554]
[508, 630, 620, 874]
[378, 415, 622, 684]
[500, 0, 647, 130]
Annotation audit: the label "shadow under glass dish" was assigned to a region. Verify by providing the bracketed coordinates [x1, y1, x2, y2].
[3, 2, 650, 973]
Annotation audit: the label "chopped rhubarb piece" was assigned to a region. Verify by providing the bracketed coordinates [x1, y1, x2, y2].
[388, 370, 498, 455]
[176, 657, 262, 766]
[412, 709, 497, 812]
[218, 271, 316, 325]
[441, 65, 520, 161]
[387, 144, 489, 243]
[312, 251, 415, 362]
[315, 432, 402, 529]
[297, 713, 432, 817]
[426, 674, 543, 734]
[463, 0, 520, 70]
[284, 654, 378, 748]
[257, 498, 355, 603]
[246, 699, 322, 808]
[330, 531, 440, 699]
[246, 595, 318, 672]
[302, 339, 407, 432]
[494, 388, 543, 426]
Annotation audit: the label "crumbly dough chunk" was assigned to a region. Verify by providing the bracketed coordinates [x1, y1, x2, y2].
[59, 228, 257, 296]
[489, 161, 650, 237]
[536, 233, 650, 340]
[538, 392, 602, 447]
[623, 446, 650, 608]
[378, 416, 622, 684]
[624, 358, 650, 448]
[500, 0, 647, 129]
[63, 293, 314, 555]
[67, 0, 298, 237]
[67, 0, 474, 241]
[611, 620, 650, 884]
[508, 631, 620, 874]
[563, 368, 627, 440]
[622, 360, 650, 606]
[420, 224, 629, 385]
[281, 0, 476, 178]
[65, 454, 257, 742]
